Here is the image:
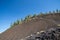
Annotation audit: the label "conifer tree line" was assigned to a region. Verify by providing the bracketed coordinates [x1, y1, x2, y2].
[10, 9, 60, 28]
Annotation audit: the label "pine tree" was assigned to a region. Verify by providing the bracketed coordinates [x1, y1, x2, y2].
[58, 10, 60, 13]
[53, 10, 55, 13]
[56, 9, 59, 13]
[21, 18, 24, 22]
[13, 22, 17, 25]
[33, 14, 37, 17]
[49, 11, 52, 14]
[16, 20, 20, 24]
[40, 12, 44, 16]
[24, 15, 32, 22]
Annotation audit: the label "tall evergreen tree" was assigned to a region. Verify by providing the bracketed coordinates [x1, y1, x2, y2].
[49, 11, 52, 14]
[56, 9, 59, 13]
[21, 18, 24, 22]
[59, 10, 60, 13]
[53, 10, 55, 13]
[16, 20, 20, 24]
[33, 14, 37, 17]
[24, 14, 32, 22]
[39, 12, 44, 16]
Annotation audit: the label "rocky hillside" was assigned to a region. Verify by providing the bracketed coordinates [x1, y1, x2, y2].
[23, 27, 60, 40]
[0, 11, 60, 40]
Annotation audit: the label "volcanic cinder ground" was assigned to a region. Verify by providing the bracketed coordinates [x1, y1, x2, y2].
[0, 13, 60, 40]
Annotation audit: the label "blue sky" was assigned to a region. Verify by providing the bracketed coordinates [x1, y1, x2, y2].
[0, 0, 60, 33]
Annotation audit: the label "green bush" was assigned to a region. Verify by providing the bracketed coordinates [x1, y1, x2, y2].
[39, 12, 44, 16]
[24, 15, 32, 22]
[10, 20, 20, 28]
[32, 14, 37, 17]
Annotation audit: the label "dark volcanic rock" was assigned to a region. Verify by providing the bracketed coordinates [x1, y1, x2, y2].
[25, 27, 60, 40]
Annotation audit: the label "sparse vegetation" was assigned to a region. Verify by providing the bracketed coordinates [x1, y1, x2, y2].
[1, 10, 60, 40]
[56, 9, 59, 13]
[49, 11, 52, 14]
[53, 10, 55, 13]
[39, 12, 44, 16]
[32, 14, 37, 17]
[24, 15, 32, 22]
[10, 10, 60, 28]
